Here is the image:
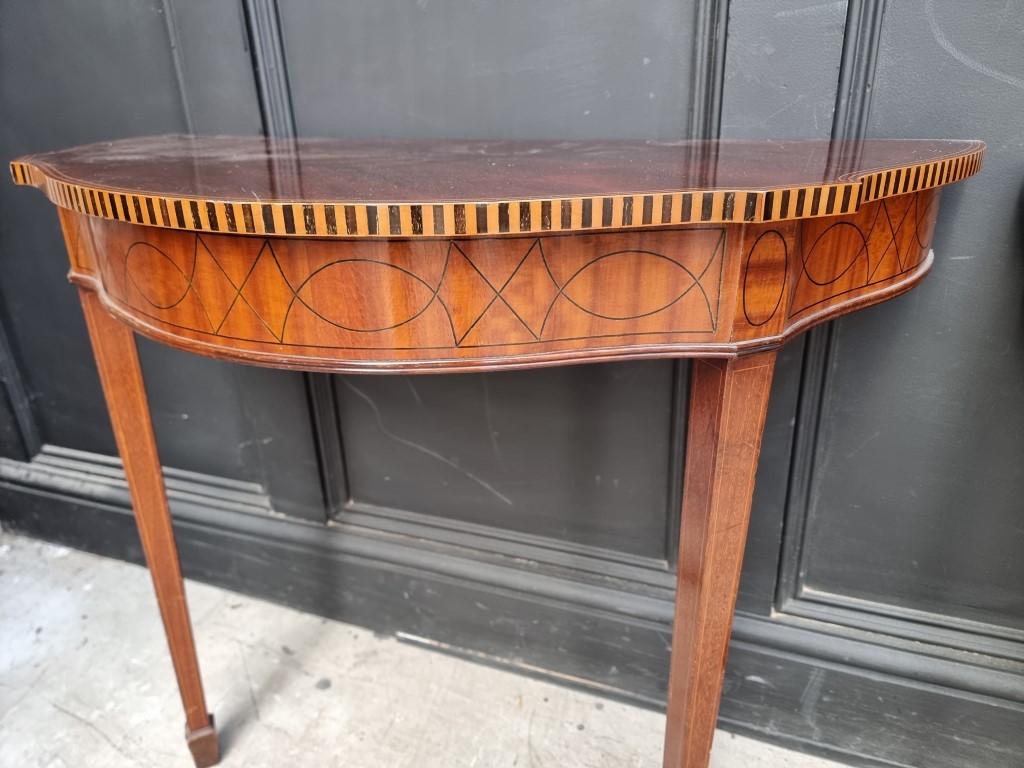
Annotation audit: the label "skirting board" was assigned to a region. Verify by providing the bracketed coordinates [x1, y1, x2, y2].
[1, 449, 1021, 768]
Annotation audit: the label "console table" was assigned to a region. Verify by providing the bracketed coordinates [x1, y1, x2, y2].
[11, 136, 983, 768]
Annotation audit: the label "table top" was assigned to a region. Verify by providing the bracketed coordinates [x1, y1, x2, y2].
[12, 136, 984, 238]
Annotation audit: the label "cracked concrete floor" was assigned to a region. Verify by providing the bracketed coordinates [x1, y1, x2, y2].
[0, 532, 843, 768]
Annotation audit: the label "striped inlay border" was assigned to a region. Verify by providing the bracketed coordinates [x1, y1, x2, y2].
[9, 146, 984, 238]
[856, 149, 985, 204]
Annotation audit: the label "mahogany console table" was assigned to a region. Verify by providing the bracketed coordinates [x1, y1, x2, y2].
[11, 136, 982, 768]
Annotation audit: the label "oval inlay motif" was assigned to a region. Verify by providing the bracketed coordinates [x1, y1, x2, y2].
[743, 230, 788, 327]
[125, 242, 191, 308]
[295, 260, 437, 332]
[801, 222, 868, 286]
[561, 251, 697, 320]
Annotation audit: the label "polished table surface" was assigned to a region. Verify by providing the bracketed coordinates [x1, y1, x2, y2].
[11, 135, 980, 208]
[11, 137, 983, 768]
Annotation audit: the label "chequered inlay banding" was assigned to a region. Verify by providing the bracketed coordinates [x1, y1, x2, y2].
[10, 146, 984, 238]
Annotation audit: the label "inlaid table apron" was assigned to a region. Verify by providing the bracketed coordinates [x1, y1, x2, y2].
[11, 136, 983, 768]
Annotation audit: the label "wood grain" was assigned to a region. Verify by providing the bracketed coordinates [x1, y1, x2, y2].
[11, 137, 983, 237]
[78, 289, 219, 768]
[55, 190, 939, 373]
[663, 352, 776, 768]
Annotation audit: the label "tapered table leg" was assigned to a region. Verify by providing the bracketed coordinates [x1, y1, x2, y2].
[663, 351, 777, 768]
[79, 289, 219, 768]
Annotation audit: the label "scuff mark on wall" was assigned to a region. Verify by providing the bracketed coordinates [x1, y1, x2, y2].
[925, 0, 1024, 90]
[775, 2, 848, 20]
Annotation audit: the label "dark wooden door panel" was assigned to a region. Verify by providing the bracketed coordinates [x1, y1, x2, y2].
[717, 0, 847, 140]
[277, 0, 696, 141]
[798, 303, 1024, 634]
[335, 361, 679, 559]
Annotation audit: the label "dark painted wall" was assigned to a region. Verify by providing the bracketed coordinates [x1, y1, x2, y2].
[1, 2, 1021, 766]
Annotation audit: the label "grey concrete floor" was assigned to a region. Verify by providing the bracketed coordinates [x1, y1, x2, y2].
[0, 532, 843, 768]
